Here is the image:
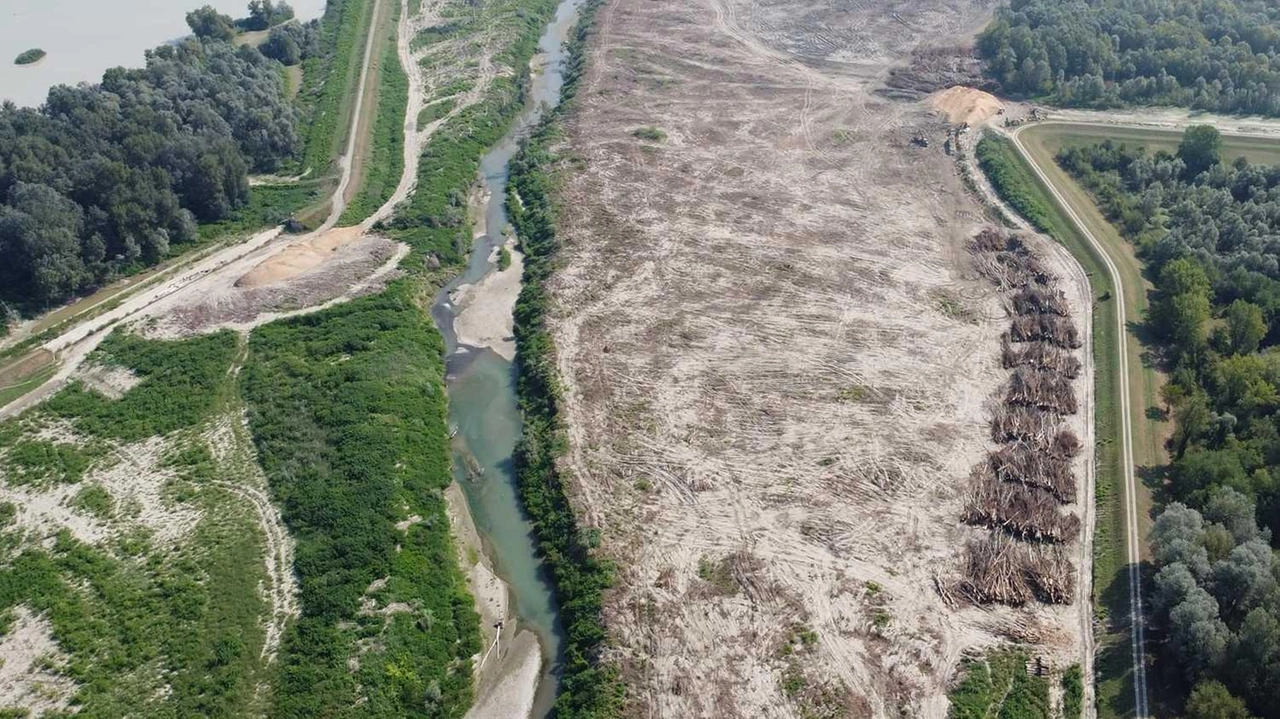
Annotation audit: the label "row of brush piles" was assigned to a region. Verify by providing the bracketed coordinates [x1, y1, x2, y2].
[960, 229, 1081, 606]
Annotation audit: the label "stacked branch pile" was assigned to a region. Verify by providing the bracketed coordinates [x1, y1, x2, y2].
[959, 228, 1082, 606]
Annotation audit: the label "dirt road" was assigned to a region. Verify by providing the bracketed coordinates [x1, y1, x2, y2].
[1007, 123, 1149, 719]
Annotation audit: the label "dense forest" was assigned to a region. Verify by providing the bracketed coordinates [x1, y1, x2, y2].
[1059, 128, 1280, 718]
[978, 0, 1280, 115]
[0, 8, 302, 314]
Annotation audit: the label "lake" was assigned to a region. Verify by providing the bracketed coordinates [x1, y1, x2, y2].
[1, 0, 326, 107]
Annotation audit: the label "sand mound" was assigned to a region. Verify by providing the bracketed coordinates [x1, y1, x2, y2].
[930, 85, 1004, 125]
[236, 225, 366, 288]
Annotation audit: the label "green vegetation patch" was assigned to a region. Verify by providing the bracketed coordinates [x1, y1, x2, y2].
[241, 284, 480, 717]
[949, 649, 1050, 719]
[339, 0, 408, 226]
[13, 48, 45, 65]
[198, 181, 321, 240]
[45, 331, 239, 441]
[632, 126, 666, 142]
[70, 484, 114, 520]
[1062, 664, 1084, 719]
[976, 136, 1059, 235]
[696, 554, 739, 596]
[3, 439, 102, 486]
[417, 97, 457, 129]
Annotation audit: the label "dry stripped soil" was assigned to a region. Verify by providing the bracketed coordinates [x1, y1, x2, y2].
[544, 0, 1094, 717]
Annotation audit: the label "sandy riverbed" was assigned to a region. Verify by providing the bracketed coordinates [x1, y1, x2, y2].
[450, 236, 524, 360]
[445, 483, 543, 719]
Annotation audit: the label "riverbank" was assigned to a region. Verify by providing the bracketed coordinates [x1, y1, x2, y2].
[445, 483, 544, 719]
[428, 1, 593, 714]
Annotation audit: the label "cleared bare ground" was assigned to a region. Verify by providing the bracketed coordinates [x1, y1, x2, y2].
[547, 0, 1090, 715]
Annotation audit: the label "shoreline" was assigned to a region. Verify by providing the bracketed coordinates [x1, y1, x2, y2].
[444, 482, 542, 719]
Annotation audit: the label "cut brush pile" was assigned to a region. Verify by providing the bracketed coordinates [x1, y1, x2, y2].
[959, 228, 1084, 606]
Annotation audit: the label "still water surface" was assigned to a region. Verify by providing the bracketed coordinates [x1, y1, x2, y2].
[1, 0, 325, 107]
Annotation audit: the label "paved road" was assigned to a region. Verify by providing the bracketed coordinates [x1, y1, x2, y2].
[1006, 123, 1149, 719]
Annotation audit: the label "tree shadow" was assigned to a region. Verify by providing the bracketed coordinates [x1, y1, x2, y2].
[1097, 565, 1139, 719]
[1137, 464, 1172, 508]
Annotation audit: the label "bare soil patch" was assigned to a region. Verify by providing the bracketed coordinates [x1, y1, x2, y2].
[546, 0, 1089, 715]
[0, 607, 77, 717]
[75, 362, 140, 400]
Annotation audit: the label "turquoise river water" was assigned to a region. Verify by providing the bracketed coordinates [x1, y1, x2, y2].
[432, 0, 586, 715]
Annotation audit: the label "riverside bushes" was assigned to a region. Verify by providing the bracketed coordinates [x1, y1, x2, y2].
[241, 284, 480, 718]
[507, 1, 626, 715]
[45, 331, 239, 441]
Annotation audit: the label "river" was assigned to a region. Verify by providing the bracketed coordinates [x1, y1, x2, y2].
[432, 0, 585, 716]
[0, 0, 326, 107]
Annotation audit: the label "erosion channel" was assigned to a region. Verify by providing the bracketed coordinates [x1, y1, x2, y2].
[433, 1, 584, 716]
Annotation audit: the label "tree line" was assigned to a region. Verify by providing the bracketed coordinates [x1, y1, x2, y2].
[978, 0, 1280, 116]
[1059, 127, 1280, 718]
[0, 5, 305, 315]
[187, 2, 322, 66]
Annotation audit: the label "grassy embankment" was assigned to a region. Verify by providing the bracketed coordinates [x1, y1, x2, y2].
[236, 0, 583, 716]
[1015, 121, 1280, 485]
[338, 0, 408, 226]
[289, 0, 380, 226]
[0, 331, 282, 715]
[213, 0, 389, 233]
[506, 0, 627, 715]
[975, 133, 1133, 718]
[1011, 121, 1280, 719]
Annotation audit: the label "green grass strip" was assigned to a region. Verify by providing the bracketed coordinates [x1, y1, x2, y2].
[339, 0, 407, 226]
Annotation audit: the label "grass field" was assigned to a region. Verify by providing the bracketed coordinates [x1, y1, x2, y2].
[1023, 121, 1280, 167]
[0, 364, 57, 408]
[977, 133, 1133, 719]
[293, 0, 380, 226]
